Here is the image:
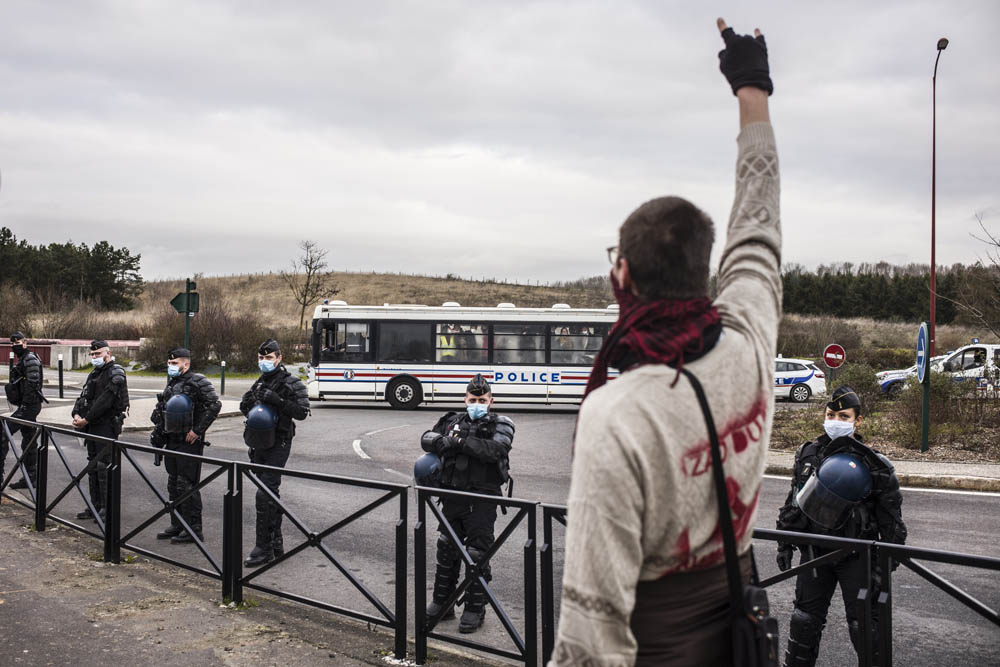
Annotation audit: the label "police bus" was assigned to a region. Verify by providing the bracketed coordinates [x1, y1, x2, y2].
[307, 300, 618, 409]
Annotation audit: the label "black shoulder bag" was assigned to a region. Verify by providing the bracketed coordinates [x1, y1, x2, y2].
[681, 368, 780, 667]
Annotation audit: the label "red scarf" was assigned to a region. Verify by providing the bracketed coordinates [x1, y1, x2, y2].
[583, 274, 722, 399]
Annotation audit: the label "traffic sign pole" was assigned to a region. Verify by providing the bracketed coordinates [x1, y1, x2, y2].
[918, 322, 931, 452]
[184, 278, 193, 350]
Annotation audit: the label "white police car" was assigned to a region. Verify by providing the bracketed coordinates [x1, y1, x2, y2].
[877, 355, 948, 397]
[774, 357, 827, 403]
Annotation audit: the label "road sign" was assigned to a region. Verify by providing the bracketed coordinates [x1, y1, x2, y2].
[823, 344, 846, 369]
[917, 322, 930, 384]
[170, 292, 200, 314]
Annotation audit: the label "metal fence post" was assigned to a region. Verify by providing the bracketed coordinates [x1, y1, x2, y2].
[222, 462, 235, 601]
[220, 360, 226, 396]
[394, 490, 408, 660]
[877, 547, 894, 666]
[231, 464, 244, 604]
[33, 428, 49, 532]
[415, 489, 427, 665]
[57, 355, 64, 398]
[103, 441, 121, 564]
[524, 503, 538, 667]
[854, 545, 874, 667]
[541, 508, 556, 665]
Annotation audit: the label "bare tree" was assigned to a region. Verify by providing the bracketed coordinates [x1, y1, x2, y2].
[280, 240, 340, 330]
[938, 212, 1000, 339]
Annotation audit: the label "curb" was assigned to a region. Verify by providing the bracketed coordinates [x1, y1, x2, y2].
[764, 464, 1000, 493]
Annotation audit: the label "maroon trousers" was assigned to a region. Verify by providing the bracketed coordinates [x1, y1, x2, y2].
[630, 553, 752, 667]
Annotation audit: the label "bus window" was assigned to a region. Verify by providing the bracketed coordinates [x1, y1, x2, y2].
[320, 321, 372, 362]
[494, 324, 545, 364]
[378, 322, 433, 363]
[436, 323, 487, 363]
[550, 324, 609, 365]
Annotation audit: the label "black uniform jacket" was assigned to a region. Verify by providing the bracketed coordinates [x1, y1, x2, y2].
[6, 350, 44, 408]
[150, 370, 222, 444]
[239, 365, 310, 441]
[421, 412, 514, 493]
[776, 433, 907, 549]
[73, 361, 129, 427]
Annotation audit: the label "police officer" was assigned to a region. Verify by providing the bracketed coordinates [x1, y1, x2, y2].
[420, 374, 514, 633]
[149, 348, 221, 544]
[72, 340, 129, 522]
[4, 332, 45, 489]
[239, 339, 310, 567]
[776, 386, 907, 667]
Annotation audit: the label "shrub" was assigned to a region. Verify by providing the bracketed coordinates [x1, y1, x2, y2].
[856, 347, 914, 371]
[0, 285, 33, 335]
[829, 362, 882, 417]
[777, 315, 862, 359]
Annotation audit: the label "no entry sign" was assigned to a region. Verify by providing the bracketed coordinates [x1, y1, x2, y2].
[823, 344, 846, 369]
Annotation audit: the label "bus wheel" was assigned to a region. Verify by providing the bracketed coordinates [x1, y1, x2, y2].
[387, 378, 422, 410]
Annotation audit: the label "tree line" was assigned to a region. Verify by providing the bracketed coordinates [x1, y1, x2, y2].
[0, 227, 143, 310]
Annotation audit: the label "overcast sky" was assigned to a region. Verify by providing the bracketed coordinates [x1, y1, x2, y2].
[1, 1, 997, 285]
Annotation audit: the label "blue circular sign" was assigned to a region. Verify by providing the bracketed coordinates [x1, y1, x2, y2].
[916, 322, 930, 384]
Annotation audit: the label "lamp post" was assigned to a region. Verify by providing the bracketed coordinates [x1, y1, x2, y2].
[930, 36, 948, 356]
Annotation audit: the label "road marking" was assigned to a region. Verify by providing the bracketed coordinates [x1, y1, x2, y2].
[352, 439, 371, 460]
[764, 474, 1000, 497]
[363, 424, 411, 437]
[383, 468, 411, 482]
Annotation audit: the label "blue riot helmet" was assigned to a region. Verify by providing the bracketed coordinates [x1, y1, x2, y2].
[413, 452, 442, 487]
[243, 403, 278, 450]
[795, 453, 873, 530]
[163, 394, 194, 434]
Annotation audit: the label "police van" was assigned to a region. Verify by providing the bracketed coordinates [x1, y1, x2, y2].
[307, 301, 619, 409]
[774, 356, 827, 403]
[932, 343, 1000, 392]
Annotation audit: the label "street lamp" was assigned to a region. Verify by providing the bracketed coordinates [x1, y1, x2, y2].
[929, 36, 948, 357]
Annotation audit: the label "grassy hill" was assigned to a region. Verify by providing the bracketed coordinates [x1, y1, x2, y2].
[140, 271, 616, 329]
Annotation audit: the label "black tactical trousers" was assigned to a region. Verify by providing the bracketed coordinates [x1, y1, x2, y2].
[433, 494, 499, 612]
[83, 420, 119, 513]
[251, 441, 291, 551]
[788, 550, 879, 666]
[164, 438, 204, 534]
[3, 403, 42, 483]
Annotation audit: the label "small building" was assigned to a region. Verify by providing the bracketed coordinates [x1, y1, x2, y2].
[2, 339, 142, 370]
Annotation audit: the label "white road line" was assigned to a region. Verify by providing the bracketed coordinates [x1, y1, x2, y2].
[764, 473, 1000, 497]
[352, 439, 371, 460]
[362, 424, 411, 437]
[383, 468, 412, 482]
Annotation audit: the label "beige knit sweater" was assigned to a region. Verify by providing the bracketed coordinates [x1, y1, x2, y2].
[550, 122, 781, 667]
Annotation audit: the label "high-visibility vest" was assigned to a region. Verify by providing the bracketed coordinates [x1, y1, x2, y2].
[439, 334, 457, 358]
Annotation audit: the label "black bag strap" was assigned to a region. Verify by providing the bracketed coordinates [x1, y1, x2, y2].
[680, 367, 745, 617]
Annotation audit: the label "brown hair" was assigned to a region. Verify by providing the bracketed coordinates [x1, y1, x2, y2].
[618, 196, 715, 300]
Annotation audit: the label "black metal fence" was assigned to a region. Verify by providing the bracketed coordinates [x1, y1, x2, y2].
[0, 416, 409, 660]
[4, 413, 999, 667]
[540, 507, 1000, 667]
[414, 485, 537, 665]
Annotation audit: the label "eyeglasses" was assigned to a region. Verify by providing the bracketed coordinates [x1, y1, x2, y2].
[606, 246, 619, 265]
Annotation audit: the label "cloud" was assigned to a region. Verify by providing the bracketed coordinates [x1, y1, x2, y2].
[0, 0, 997, 284]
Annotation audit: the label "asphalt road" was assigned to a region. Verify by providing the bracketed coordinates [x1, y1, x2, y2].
[14, 401, 999, 666]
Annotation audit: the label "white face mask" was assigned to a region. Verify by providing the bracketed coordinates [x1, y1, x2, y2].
[824, 419, 855, 440]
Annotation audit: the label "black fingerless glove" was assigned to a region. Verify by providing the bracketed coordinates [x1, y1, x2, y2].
[718, 28, 773, 95]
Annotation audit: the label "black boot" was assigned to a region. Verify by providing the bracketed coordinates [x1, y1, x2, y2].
[245, 501, 274, 567]
[459, 547, 491, 634]
[76, 508, 95, 520]
[244, 545, 273, 568]
[10, 477, 29, 490]
[428, 535, 462, 623]
[271, 506, 284, 559]
[426, 600, 456, 621]
[157, 524, 182, 540]
[171, 528, 203, 544]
